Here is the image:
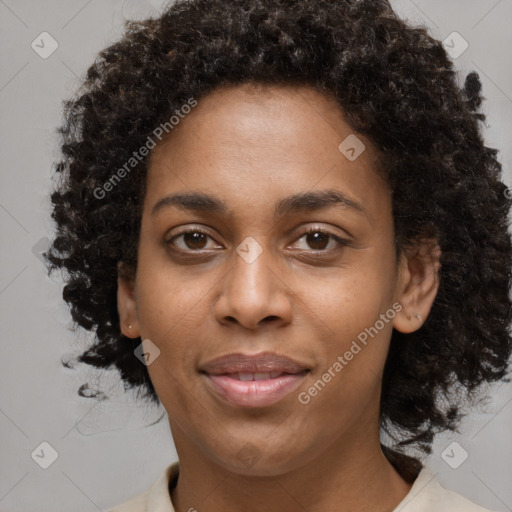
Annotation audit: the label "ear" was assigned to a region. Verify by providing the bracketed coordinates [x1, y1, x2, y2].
[393, 238, 441, 334]
[117, 262, 140, 339]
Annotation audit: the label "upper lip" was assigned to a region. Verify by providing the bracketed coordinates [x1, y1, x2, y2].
[200, 351, 310, 375]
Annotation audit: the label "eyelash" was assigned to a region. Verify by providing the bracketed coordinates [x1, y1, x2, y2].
[166, 226, 350, 256]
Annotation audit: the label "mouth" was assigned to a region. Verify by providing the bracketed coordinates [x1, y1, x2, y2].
[218, 371, 300, 381]
[199, 351, 311, 407]
[202, 371, 309, 407]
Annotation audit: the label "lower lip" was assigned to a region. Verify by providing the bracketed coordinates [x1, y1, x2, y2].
[203, 372, 308, 408]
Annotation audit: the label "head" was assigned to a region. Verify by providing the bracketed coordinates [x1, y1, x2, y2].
[46, 0, 512, 477]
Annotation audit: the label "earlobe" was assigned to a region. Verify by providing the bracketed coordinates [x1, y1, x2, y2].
[393, 239, 441, 334]
[117, 267, 141, 339]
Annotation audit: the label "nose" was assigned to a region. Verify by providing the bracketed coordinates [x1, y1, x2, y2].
[213, 239, 293, 330]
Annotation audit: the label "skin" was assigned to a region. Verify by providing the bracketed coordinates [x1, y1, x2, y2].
[117, 83, 441, 512]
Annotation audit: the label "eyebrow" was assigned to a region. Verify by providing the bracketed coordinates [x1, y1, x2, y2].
[151, 189, 367, 219]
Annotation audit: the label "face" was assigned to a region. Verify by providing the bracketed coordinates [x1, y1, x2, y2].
[118, 83, 439, 476]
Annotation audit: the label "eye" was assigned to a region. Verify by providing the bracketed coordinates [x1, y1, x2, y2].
[290, 227, 349, 253]
[165, 226, 350, 254]
[166, 228, 221, 252]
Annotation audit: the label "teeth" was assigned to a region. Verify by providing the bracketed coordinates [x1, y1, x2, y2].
[231, 372, 284, 381]
[254, 372, 271, 380]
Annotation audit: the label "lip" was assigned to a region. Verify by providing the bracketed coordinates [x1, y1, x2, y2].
[200, 351, 309, 375]
[200, 352, 310, 408]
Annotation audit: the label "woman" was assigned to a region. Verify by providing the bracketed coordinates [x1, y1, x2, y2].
[45, 0, 512, 510]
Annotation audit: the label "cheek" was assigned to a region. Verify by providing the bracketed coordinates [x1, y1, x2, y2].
[296, 256, 396, 343]
[135, 249, 210, 337]
[291, 254, 397, 403]
[135, 279, 204, 418]
[133, 265, 206, 389]
[294, 277, 395, 437]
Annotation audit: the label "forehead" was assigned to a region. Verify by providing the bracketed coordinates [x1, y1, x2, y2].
[145, 83, 388, 222]
[152, 83, 354, 157]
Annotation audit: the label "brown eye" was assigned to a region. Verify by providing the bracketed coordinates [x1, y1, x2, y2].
[182, 232, 208, 250]
[167, 229, 219, 251]
[304, 231, 330, 250]
[290, 227, 349, 253]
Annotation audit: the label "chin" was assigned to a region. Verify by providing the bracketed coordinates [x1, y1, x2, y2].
[208, 441, 309, 478]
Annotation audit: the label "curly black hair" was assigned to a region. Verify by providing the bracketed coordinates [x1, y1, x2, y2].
[45, 0, 512, 477]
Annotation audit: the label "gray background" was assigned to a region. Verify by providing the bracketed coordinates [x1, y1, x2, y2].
[0, 0, 511, 511]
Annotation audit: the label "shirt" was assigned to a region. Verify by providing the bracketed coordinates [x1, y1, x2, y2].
[107, 461, 497, 512]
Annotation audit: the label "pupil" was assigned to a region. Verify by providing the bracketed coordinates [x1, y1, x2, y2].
[307, 232, 328, 250]
[184, 232, 207, 249]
